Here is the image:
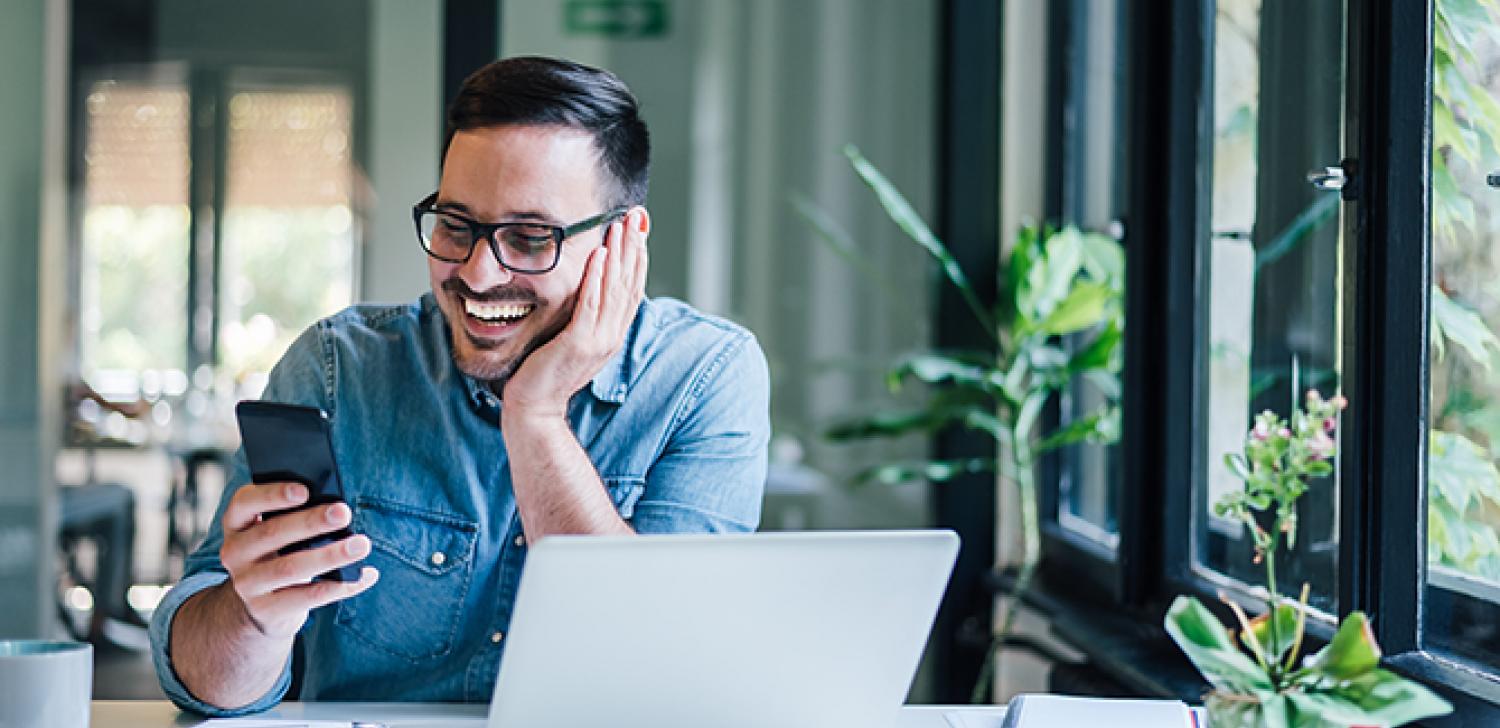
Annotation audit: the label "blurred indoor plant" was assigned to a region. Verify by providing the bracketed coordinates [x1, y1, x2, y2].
[797, 145, 1124, 701]
[1165, 391, 1452, 727]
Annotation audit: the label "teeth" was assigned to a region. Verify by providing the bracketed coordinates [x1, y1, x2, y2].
[464, 298, 534, 321]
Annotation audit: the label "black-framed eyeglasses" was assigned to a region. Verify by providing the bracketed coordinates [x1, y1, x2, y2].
[412, 193, 626, 274]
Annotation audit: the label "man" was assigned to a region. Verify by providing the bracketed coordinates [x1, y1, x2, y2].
[149, 56, 770, 716]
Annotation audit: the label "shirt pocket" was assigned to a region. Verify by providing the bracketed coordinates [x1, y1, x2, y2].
[603, 476, 646, 520]
[336, 496, 478, 662]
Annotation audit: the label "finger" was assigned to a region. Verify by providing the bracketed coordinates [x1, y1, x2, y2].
[602, 210, 647, 334]
[230, 501, 353, 565]
[612, 210, 642, 296]
[626, 208, 649, 300]
[574, 229, 611, 328]
[237, 534, 372, 596]
[256, 566, 380, 615]
[223, 481, 308, 533]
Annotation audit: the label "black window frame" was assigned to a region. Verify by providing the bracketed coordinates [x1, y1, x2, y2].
[1031, 0, 1500, 723]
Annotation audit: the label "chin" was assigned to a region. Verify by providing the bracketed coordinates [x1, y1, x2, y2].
[451, 330, 524, 383]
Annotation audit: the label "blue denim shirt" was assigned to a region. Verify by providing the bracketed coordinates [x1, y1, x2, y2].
[149, 294, 770, 715]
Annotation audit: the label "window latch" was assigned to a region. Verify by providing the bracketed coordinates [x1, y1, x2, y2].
[1306, 159, 1358, 201]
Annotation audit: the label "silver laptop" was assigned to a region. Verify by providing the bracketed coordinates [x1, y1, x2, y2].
[486, 530, 959, 728]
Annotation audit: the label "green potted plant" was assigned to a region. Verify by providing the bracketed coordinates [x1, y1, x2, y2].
[797, 145, 1125, 701]
[1165, 391, 1452, 727]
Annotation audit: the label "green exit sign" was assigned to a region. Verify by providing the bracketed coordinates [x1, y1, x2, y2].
[564, 0, 670, 38]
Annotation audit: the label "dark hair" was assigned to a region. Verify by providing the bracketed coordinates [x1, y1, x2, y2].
[444, 56, 651, 209]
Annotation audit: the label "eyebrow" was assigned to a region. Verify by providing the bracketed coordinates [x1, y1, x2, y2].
[434, 198, 560, 225]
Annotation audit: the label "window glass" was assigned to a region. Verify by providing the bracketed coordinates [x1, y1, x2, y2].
[1425, 0, 1500, 664]
[79, 79, 192, 397]
[1055, 0, 1129, 547]
[218, 86, 355, 384]
[1198, 0, 1346, 613]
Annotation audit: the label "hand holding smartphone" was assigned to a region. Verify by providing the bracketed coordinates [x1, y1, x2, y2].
[234, 401, 362, 582]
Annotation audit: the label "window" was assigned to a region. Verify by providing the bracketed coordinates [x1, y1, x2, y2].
[69, 0, 371, 428]
[219, 85, 356, 384]
[78, 77, 192, 404]
[1425, 0, 1500, 670]
[1197, 0, 1345, 615]
[1049, 0, 1130, 553]
[1031, 0, 1500, 722]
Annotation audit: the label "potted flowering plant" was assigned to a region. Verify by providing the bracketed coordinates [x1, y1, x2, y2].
[1165, 391, 1452, 727]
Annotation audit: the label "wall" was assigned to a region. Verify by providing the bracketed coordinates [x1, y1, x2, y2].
[500, 0, 941, 531]
[995, 0, 1056, 702]
[362, 0, 442, 304]
[0, 0, 66, 638]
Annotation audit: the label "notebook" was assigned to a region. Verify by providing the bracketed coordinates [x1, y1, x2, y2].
[986, 694, 1202, 728]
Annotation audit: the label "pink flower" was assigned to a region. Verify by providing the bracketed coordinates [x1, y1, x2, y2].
[1278, 428, 1292, 439]
[1308, 431, 1335, 460]
[1251, 420, 1271, 441]
[1324, 417, 1337, 434]
[1331, 395, 1349, 410]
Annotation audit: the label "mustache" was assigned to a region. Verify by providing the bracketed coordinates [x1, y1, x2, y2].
[441, 278, 540, 304]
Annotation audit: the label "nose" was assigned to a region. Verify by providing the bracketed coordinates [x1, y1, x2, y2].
[457, 234, 515, 290]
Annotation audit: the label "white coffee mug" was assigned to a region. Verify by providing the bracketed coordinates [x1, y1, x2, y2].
[0, 640, 93, 728]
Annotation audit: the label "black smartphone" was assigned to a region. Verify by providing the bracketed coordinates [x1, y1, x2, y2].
[234, 401, 361, 582]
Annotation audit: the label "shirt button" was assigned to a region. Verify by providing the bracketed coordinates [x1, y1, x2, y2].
[513, 535, 526, 548]
[490, 631, 504, 643]
[430, 551, 446, 566]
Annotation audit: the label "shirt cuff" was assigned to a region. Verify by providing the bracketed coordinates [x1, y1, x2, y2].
[149, 570, 293, 716]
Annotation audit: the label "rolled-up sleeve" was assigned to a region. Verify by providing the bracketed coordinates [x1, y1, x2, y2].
[149, 323, 329, 715]
[631, 331, 771, 534]
[149, 569, 293, 716]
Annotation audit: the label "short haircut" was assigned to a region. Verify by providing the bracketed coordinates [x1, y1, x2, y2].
[444, 56, 651, 209]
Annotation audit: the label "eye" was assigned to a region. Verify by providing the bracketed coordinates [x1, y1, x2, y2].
[502, 226, 556, 252]
[437, 215, 468, 233]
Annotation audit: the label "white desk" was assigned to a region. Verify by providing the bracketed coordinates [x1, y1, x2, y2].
[91, 701, 1006, 727]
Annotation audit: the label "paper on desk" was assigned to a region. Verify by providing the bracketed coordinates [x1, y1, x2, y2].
[944, 711, 1006, 728]
[197, 720, 353, 728]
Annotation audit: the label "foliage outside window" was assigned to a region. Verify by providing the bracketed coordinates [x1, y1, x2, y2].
[79, 82, 192, 395]
[1429, 0, 1500, 584]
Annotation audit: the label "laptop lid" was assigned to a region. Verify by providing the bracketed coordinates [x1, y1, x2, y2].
[487, 530, 959, 728]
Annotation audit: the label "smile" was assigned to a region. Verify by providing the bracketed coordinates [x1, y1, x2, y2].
[463, 298, 535, 324]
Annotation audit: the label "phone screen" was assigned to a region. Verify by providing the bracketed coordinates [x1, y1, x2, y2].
[235, 401, 361, 582]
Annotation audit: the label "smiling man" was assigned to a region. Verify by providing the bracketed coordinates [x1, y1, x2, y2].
[149, 56, 770, 715]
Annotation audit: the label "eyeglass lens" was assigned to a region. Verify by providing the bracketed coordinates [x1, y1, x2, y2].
[418, 211, 558, 272]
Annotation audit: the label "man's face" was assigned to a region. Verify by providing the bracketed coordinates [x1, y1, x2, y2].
[428, 125, 611, 384]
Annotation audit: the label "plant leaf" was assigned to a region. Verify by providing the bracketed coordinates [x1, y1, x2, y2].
[885, 352, 1005, 398]
[843, 145, 997, 338]
[1067, 321, 1124, 375]
[1077, 230, 1125, 289]
[1322, 668, 1453, 726]
[1241, 602, 1301, 666]
[1429, 430, 1500, 515]
[1432, 286, 1500, 369]
[1305, 611, 1381, 680]
[1033, 405, 1121, 454]
[1037, 281, 1115, 336]
[826, 402, 1006, 443]
[1163, 596, 1274, 693]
